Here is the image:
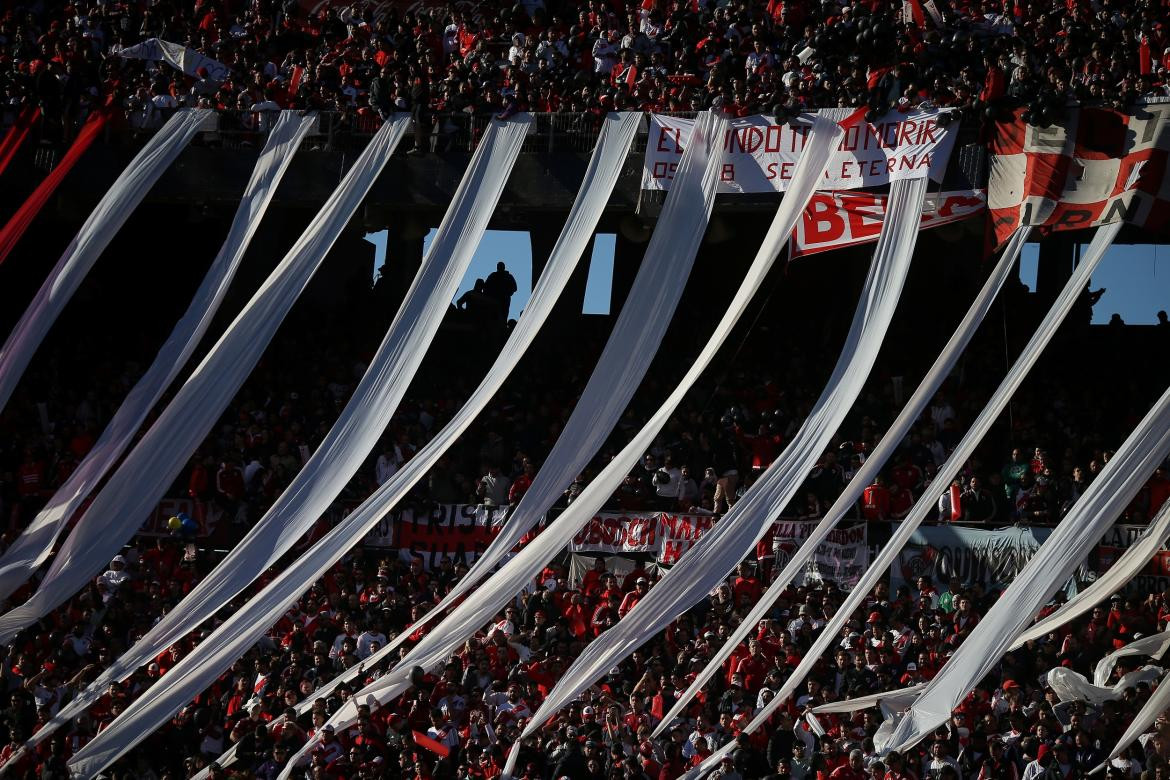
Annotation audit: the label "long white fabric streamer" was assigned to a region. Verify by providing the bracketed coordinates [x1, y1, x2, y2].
[18, 113, 533, 760]
[1046, 665, 1163, 705]
[886, 380, 1170, 751]
[1095, 630, 1170, 687]
[190, 111, 642, 780]
[654, 226, 1029, 736]
[281, 111, 837, 780]
[505, 175, 929, 777]
[689, 222, 1125, 779]
[63, 113, 631, 778]
[0, 112, 314, 605]
[275, 108, 740, 780]
[0, 109, 210, 413]
[0, 115, 412, 644]
[1010, 499, 1170, 651]
[809, 684, 928, 715]
[1092, 672, 1170, 773]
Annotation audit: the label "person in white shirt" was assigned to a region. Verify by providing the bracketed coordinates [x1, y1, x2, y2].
[375, 442, 403, 485]
[329, 618, 359, 659]
[923, 740, 962, 780]
[97, 556, 131, 591]
[355, 624, 387, 660]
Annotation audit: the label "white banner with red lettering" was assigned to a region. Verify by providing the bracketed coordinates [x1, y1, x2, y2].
[770, 520, 869, 590]
[791, 189, 986, 258]
[567, 512, 866, 577]
[642, 111, 958, 193]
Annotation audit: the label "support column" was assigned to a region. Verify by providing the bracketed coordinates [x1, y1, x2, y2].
[529, 220, 592, 331]
[374, 216, 427, 317]
[1035, 233, 1076, 307]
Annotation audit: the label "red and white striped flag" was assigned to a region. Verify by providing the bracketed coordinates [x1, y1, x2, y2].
[988, 105, 1170, 247]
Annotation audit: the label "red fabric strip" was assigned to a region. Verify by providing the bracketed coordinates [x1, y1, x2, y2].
[0, 106, 41, 177]
[0, 109, 109, 266]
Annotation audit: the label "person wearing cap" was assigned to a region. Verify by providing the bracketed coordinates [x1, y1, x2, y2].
[618, 576, 650, 617]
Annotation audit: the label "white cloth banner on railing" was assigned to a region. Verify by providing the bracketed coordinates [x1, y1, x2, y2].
[689, 222, 1124, 779]
[0, 111, 314, 605]
[1047, 665, 1163, 705]
[1095, 629, 1170, 687]
[288, 112, 837, 780]
[654, 226, 1028, 736]
[506, 176, 927, 777]
[642, 110, 958, 192]
[0, 109, 210, 414]
[1092, 673, 1170, 773]
[885, 378, 1170, 753]
[0, 115, 412, 645]
[1010, 498, 1170, 651]
[190, 111, 642, 780]
[21, 114, 533, 759]
[62, 114, 626, 778]
[273, 108, 739, 780]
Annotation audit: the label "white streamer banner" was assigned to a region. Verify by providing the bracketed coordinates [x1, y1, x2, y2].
[0, 109, 211, 414]
[885, 314, 1170, 751]
[656, 228, 1029, 738]
[0, 111, 315, 604]
[508, 175, 929, 777]
[63, 114, 618, 778]
[0, 115, 412, 645]
[687, 224, 1125, 778]
[310, 113, 840, 780]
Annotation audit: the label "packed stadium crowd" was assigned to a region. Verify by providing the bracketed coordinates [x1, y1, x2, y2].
[0, 260, 1168, 779]
[2, 0, 1170, 143]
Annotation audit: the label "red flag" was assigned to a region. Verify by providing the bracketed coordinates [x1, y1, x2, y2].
[838, 106, 869, 131]
[0, 108, 108, 266]
[1140, 34, 1152, 76]
[413, 730, 451, 758]
[288, 65, 304, 95]
[0, 106, 41, 178]
[949, 483, 962, 522]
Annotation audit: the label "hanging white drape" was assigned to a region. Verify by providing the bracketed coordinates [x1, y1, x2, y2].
[809, 684, 928, 715]
[1092, 673, 1170, 773]
[886, 382, 1170, 753]
[1046, 665, 1163, 705]
[689, 222, 1127, 779]
[188, 111, 642, 780]
[62, 113, 633, 778]
[0, 115, 412, 644]
[654, 226, 1029, 736]
[1010, 498, 1170, 651]
[18, 113, 534, 759]
[504, 175, 928, 776]
[277, 113, 840, 780]
[1095, 629, 1170, 687]
[0, 111, 315, 604]
[0, 109, 211, 413]
[270, 107, 737, 780]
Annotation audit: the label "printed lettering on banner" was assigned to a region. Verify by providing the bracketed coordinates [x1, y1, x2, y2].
[1096, 523, 1170, 594]
[641, 111, 958, 193]
[365, 504, 508, 569]
[888, 524, 1052, 592]
[791, 189, 985, 258]
[568, 512, 661, 556]
[771, 520, 869, 590]
[658, 513, 716, 564]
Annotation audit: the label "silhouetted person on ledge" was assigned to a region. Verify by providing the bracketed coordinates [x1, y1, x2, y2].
[483, 261, 517, 320]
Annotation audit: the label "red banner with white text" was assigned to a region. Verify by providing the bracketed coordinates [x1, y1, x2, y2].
[791, 189, 985, 258]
